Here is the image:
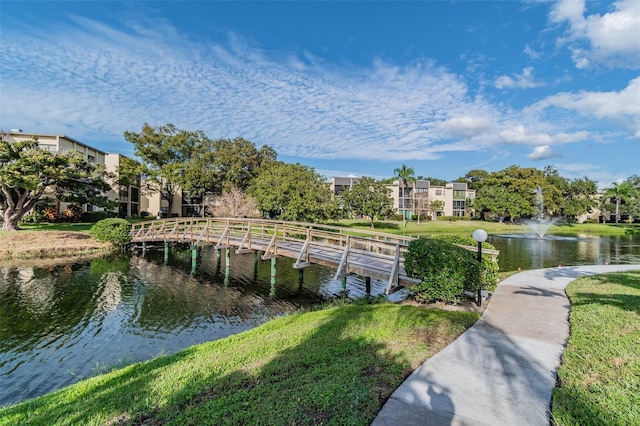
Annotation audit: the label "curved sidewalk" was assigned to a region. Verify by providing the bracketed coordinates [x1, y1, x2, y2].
[372, 264, 640, 426]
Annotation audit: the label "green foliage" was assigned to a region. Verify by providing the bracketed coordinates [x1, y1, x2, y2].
[342, 177, 394, 228]
[0, 136, 113, 231]
[404, 238, 497, 303]
[80, 211, 110, 222]
[211, 137, 277, 192]
[90, 218, 131, 248]
[250, 162, 336, 222]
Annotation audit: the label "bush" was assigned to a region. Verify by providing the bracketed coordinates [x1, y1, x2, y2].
[42, 206, 60, 222]
[404, 237, 498, 304]
[80, 211, 110, 223]
[90, 218, 131, 249]
[61, 205, 83, 222]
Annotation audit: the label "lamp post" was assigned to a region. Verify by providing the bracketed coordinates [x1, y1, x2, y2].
[472, 229, 488, 307]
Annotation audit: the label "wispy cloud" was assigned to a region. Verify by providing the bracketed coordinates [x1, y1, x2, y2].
[0, 9, 627, 171]
[495, 67, 543, 89]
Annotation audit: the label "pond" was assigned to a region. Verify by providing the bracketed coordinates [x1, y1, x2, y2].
[2, 233, 639, 407]
[0, 246, 397, 406]
[489, 233, 640, 271]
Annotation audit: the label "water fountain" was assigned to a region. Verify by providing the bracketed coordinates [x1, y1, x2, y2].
[525, 187, 555, 238]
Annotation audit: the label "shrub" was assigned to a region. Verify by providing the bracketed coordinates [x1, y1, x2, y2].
[90, 218, 131, 249]
[80, 211, 110, 223]
[61, 205, 83, 222]
[42, 206, 60, 222]
[404, 237, 498, 304]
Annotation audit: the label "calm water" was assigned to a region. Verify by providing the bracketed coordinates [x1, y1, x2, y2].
[0, 246, 395, 406]
[2, 234, 639, 406]
[490, 233, 640, 271]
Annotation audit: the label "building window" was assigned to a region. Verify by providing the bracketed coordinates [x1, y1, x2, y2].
[435, 190, 443, 196]
[130, 187, 139, 203]
[87, 155, 95, 163]
[453, 190, 466, 199]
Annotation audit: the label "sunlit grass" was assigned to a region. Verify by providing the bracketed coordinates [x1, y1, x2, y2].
[552, 271, 640, 425]
[0, 302, 478, 426]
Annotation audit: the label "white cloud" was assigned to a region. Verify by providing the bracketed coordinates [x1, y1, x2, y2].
[528, 145, 561, 160]
[529, 77, 640, 138]
[436, 116, 494, 138]
[495, 67, 542, 89]
[499, 125, 589, 145]
[523, 44, 541, 60]
[550, 0, 640, 69]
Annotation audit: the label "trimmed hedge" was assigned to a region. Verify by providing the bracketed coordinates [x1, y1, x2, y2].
[404, 237, 498, 304]
[90, 218, 131, 249]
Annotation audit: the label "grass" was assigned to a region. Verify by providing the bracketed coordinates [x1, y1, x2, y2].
[0, 302, 479, 425]
[551, 270, 640, 425]
[0, 230, 111, 260]
[15, 222, 96, 232]
[330, 219, 639, 238]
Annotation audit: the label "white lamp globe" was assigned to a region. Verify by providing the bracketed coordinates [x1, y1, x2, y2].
[472, 229, 488, 243]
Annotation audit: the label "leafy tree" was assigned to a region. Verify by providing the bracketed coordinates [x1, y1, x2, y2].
[0, 135, 113, 231]
[342, 177, 394, 228]
[114, 156, 142, 189]
[212, 138, 277, 192]
[123, 123, 215, 215]
[622, 175, 640, 220]
[603, 180, 636, 224]
[250, 162, 335, 222]
[456, 169, 490, 190]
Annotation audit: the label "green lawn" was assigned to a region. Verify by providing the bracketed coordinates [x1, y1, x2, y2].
[330, 219, 639, 238]
[552, 270, 640, 425]
[0, 302, 478, 426]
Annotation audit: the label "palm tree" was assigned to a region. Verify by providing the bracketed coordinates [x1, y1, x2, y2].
[393, 164, 416, 222]
[603, 181, 634, 224]
[428, 199, 444, 221]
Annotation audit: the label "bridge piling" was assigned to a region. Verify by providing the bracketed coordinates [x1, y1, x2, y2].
[164, 241, 169, 265]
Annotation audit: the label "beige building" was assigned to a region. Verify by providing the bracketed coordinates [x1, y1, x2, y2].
[329, 177, 476, 220]
[6, 129, 143, 217]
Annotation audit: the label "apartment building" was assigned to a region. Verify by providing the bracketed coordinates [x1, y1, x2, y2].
[329, 177, 476, 219]
[5, 129, 142, 217]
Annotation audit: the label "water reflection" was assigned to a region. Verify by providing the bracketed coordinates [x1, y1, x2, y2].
[0, 247, 400, 406]
[489, 233, 640, 271]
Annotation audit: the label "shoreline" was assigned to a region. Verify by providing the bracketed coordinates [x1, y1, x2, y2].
[0, 231, 113, 263]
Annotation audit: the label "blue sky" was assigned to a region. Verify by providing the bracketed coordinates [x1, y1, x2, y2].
[1, 1, 639, 188]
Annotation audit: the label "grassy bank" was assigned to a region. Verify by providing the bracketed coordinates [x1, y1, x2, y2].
[333, 219, 639, 238]
[552, 270, 640, 425]
[0, 302, 478, 425]
[0, 230, 111, 261]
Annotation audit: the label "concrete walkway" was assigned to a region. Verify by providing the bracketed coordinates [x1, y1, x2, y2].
[372, 264, 640, 426]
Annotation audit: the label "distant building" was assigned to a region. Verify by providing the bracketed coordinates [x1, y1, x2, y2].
[328, 176, 476, 220]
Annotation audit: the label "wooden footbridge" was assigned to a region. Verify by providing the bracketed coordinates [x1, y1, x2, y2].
[130, 218, 497, 294]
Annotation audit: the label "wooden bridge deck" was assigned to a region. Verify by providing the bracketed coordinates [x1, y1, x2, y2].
[130, 218, 498, 294]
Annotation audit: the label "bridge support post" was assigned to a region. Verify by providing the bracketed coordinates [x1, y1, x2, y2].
[270, 257, 277, 297]
[142, 241, 146, 257]
[191, 243, 197, 274]
[224, 248, 230, 285]
[216, 249, 222, 275]
[164, 241, 169, 265]
[365, 276, 371, 295]
[253, 252, 260, 282]
[298, 268, 304, 285]
[341, 276, 347, 293]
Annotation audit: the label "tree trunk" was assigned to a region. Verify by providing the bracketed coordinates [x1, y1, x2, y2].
[2, 210, 20, 231]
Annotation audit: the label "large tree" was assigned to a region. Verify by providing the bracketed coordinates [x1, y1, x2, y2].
[211, 137, 277, 192]
[0, 136, 112, 231]
[342, 177, 394, 228]
[603, 180, 636, 224]
[124, 123, 216, 215]
[250, 162, 335, 222]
